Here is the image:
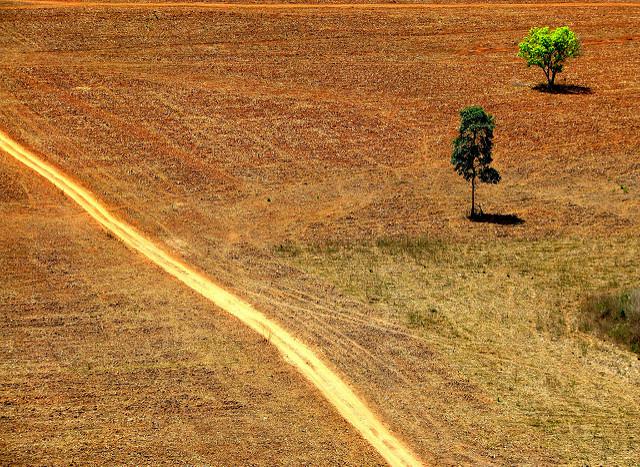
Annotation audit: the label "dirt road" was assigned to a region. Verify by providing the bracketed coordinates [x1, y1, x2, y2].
[0, 129, 424, 466]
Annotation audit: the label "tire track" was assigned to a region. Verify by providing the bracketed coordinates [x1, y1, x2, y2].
[0, 129, 424, 467]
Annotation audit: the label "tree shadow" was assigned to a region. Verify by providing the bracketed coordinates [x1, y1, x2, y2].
[533, 83, 593, 95]
[469, 212, 525, 225]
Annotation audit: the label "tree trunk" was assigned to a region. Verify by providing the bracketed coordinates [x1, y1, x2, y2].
[544, 66, 552, 90]
[471, 175, 476, 218]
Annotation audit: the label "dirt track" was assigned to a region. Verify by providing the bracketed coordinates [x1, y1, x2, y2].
[0, 130, 423, 467]
[4, 0, 640, 8]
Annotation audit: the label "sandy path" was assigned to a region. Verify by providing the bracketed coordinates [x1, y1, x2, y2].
[0, 130, 424, 466]
[4, 0, 640, 8]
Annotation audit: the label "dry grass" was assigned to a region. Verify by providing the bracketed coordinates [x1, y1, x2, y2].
[580, 288, 640, 354]
[1, 2, 639, 464]
[276, 234, 640, 463]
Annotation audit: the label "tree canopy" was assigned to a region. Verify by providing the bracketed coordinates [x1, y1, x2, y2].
[451, 106, 501, 218]
[518, 26, 581, 89]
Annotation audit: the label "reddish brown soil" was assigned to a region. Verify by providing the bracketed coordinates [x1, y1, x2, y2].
[1, 1, 639, 464]
[0, 154, 383, 465]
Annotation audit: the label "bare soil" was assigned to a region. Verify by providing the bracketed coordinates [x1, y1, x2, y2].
[0, 156, 382, 465]
[1, 1, 639, 464]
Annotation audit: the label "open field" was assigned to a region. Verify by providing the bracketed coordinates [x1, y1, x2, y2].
[1, 0, 639, 464]
[0, 130, 421, 465]
[0, 149, 383, 464]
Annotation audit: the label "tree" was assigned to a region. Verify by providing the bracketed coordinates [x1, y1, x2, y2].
[518, 26, 581, 90]
[451, 106, 501, 218]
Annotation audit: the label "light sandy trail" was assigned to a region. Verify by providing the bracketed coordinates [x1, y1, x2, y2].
[4, 0, 640, 9]
[0, 129, 424, 467]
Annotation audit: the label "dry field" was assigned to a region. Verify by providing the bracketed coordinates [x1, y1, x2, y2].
[1, 0, 639, 464]
[0, 146, 382, 464]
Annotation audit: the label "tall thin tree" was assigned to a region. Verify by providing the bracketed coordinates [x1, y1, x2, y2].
[451, 106, 501, 218]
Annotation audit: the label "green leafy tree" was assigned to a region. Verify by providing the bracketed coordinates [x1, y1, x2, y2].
[518, 26, 581, 89]
[451, 106, 501, 218]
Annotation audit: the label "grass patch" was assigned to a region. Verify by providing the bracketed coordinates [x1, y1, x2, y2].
[280, 235, 640, 461]
[273, 241, 301, 257]
[375, 236, 444, 260]
[580, 289, 640, 354]
[407, 308, 439, 328]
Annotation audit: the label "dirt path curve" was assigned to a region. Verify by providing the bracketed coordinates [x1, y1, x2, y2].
[0, 129, 424, 467]
[4, 0, 640, 9]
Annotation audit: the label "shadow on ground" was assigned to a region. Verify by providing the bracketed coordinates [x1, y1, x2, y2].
[533, 84, 593, 95]
[469, 213, 524, 225]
